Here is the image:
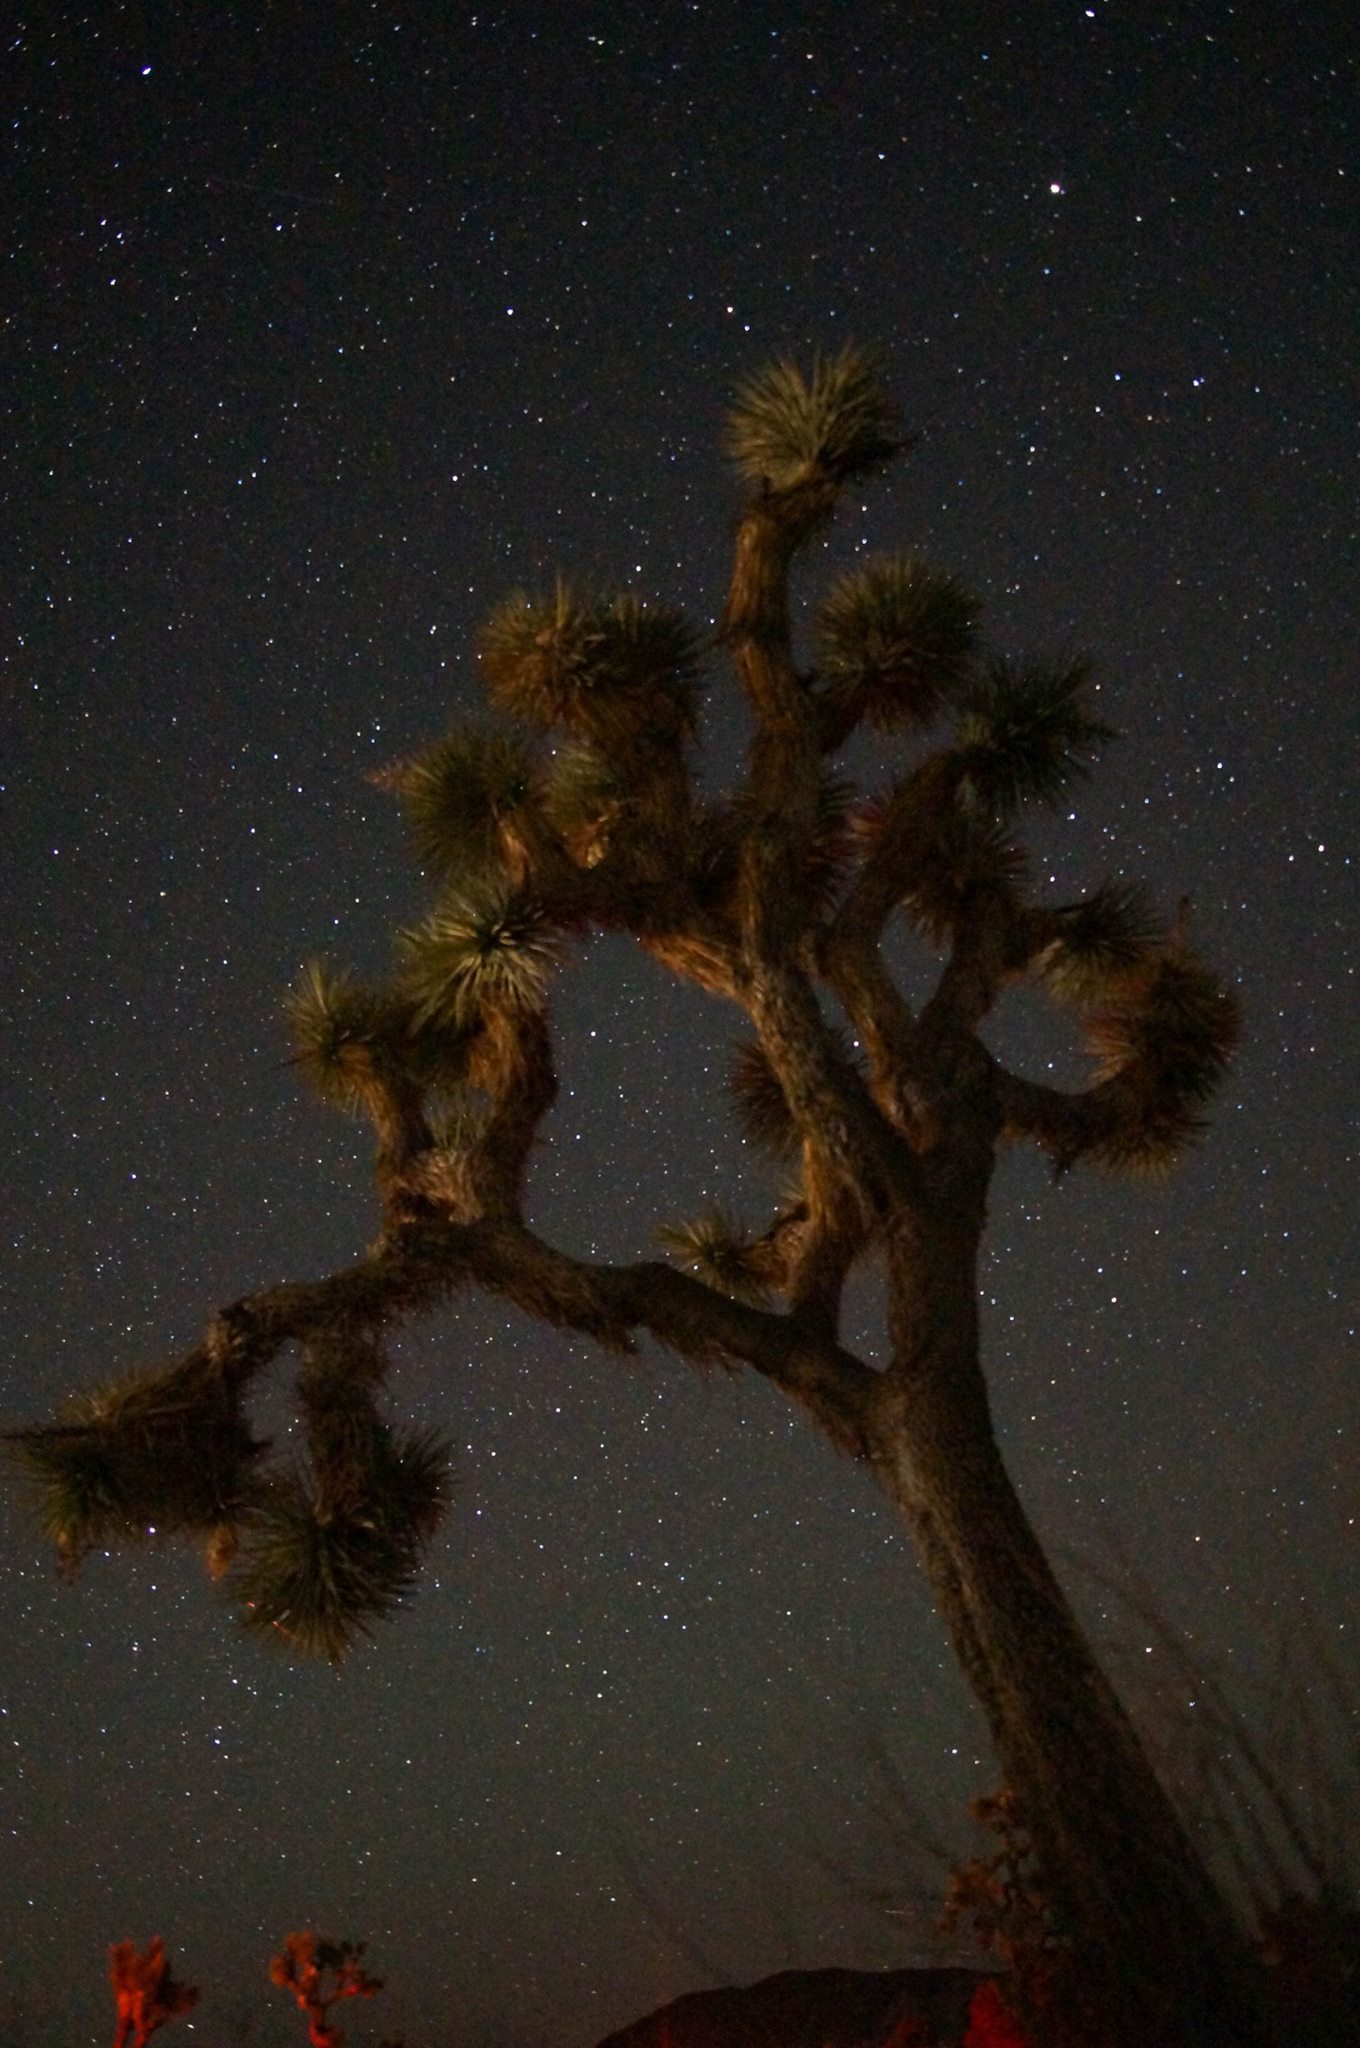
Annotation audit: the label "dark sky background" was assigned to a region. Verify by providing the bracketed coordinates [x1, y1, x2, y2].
[3, 3, 1355, 2044]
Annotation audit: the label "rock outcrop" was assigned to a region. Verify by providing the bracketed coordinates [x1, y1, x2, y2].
[594, 1964, 990, 2048]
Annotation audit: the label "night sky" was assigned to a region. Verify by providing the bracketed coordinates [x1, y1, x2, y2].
[3, 4, 1355, 2044]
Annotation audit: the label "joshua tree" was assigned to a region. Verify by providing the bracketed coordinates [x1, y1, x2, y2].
[108, 1938, 198, 2048]
[269, 1933, 384, 2048]
[9, 352, 1267, 2044]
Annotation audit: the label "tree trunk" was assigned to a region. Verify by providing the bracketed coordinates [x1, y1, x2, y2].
[866, 1220, 1273, 2048]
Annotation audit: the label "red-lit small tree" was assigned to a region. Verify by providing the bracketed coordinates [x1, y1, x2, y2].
[943, 1791, 1113, 2048]
[108, 1938, 198, 2048]
[270, 1932, 384, 2048]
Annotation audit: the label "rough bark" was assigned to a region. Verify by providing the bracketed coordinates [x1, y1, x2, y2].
[864, 1216, 1270, 2047]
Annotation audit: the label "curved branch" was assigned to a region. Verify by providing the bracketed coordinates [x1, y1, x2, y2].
[817, 930, 919, 1134]
[746, 958, 920, 1213]
[460, 1004, 558, 1218]
[12, 1221, 882, 1469]
[715, 483, 918, 1216]
[783, 1178, 865, 1342]
[992, 1064, 1175, 1174]
[638, 914, 743, 999]
[467, 1220, 879, 1453]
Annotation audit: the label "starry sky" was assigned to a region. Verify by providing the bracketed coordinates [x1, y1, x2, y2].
[3, 3, 1356, 2044]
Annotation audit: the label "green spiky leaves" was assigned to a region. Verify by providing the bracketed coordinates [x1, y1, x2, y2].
[730, 1039, 800, 1159]
[956, 657, 1115, 814]
[657, 1205, 771, 1305]
[726, 347, 905, 491]
[292, 887, 561, 1128]
[399, 885, 559, 1030]
[1084, 951, 1241, 1097]
[228, 1335, 452, 1664]
[385, 727, 540, 882]
[9, 1328, 455, 1662]
[1036, 883, 1160, 1005]
[231, 1429, 451, 1665]
[541, 742, 628, 869]
[905, 819, 1029, 948]
[1080, 949, 1242, 1176]
[814, 556, 980, 734]
[8, 1358, 265, 1578]
[851, 778, 1028, 947]
[478, 582, 701, 738]
[288, 962, 414, 1117]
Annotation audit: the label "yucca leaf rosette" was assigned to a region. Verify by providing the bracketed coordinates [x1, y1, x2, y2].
[849, 780, 1027, 948]
[230, 1343, 452, 1663]
[383, 726, 541, 882]
[956, 657, 1115, 815]
[814, 556, 979, 734]
[902, 818, 1029, 948]
[726, 346, 905, 490]
[479, 582, 701, 739]
[1081, 950, 1242, 1176]
[658, 1205, 771, 1305]
[1036, 883, 1160, 1006]
[288, 962, 414, 1115]
[1084, 952, 1240, 1097]
[398, 884, 560, 1032]
[9, 1357, 265, 1577]
[230, 1437, 450, 1664]
[541, 742, 627, 868]
[729, 1039, 800, 1160]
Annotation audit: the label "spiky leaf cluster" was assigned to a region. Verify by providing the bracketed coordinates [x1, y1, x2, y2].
[399, 886, 559, 1029]
[231, 1422, 451, 1664]
[800, 773, 857, 911]
[603, 593, 703, 717]
[726, 346, 905, 490]
[288, 962, 414, 1117]
[541, 741, 627, 868]
[658, 1205, 770, 1304]
[10, 1360, 264, 1575]
[1037, 883, 1160, 1005]
[1084, 1108, 1211, 1181]
[730, 1039, 800, 1159]
[478, 582, 701, 737]
[903, 819, 1027, 946]
[843, 782, 1029, 948]
[956, 658, 1115, 814]
[387, 727, 539, 882]
[690, 774, 852, 921]
[814, 556, 980, 732]
[1083, 952, 1241, 1101]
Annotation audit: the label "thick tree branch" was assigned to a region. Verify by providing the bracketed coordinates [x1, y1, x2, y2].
[782, 1177, 865, 1342]
[718, 483, 923, 1212]
[992, 1064, 1163, 1172]
[42, 1221, 882, 1464]
[460, 1004, 558, 1218]
[745, 959, 920, 1212]
[817, 929, 920, 1134]
[474, 1221, 879, 1450]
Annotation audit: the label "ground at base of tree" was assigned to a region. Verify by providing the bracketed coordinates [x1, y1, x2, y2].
[591, 1964, 990, 2048]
